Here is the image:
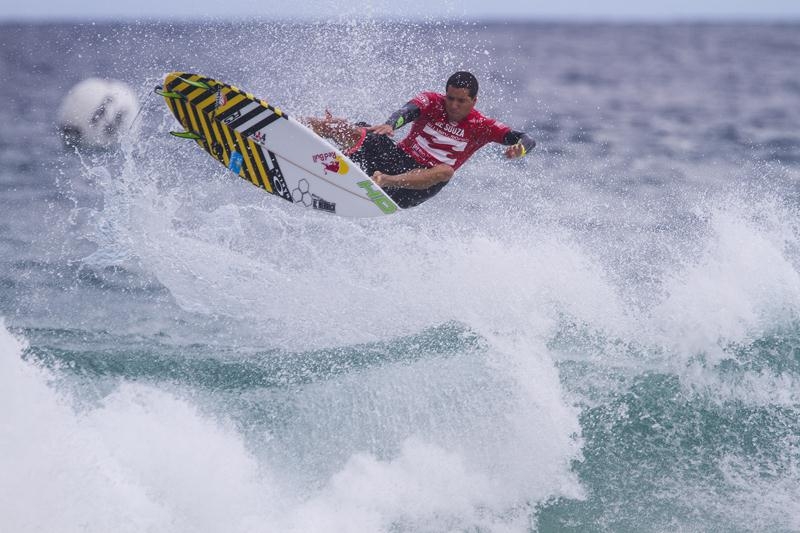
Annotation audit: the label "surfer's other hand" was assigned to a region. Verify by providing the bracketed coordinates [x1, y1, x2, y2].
[504, 142, 526, 159]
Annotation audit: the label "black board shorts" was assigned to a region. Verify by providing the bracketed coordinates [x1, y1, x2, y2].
[347, 125, 449, 209]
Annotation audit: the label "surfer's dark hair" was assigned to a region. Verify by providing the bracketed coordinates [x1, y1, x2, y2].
[446, 71, 478, 98]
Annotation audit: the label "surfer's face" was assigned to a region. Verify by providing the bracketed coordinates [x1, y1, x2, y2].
[444, 86, 476, 123]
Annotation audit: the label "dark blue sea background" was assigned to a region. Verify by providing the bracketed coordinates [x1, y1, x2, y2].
[1, 20, 799, 532]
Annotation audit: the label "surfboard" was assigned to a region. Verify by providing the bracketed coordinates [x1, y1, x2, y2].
[158, 72, 398, 217]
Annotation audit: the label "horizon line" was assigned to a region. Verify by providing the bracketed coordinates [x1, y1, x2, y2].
[2, 14, 800, 24]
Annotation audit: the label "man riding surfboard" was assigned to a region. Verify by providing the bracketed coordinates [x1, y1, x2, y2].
[304, 71, 535, 208]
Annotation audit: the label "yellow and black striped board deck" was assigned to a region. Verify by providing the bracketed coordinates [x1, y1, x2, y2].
[161, 72, 399, 217]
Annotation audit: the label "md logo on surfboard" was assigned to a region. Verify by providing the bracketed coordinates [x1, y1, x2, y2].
[357, 180, 397, 214]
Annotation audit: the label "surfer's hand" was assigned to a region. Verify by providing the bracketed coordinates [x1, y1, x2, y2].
[504, 143, 526, 159]
[367, 124, 394, 136]
[372, 171, 389, 187]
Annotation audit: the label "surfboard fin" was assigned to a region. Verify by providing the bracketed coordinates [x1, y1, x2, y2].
[154, 86, 186, 100]
[169, 131, 203, 140]
[178, 77, 212, 90]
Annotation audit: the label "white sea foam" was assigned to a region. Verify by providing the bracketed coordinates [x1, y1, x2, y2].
[631, 196, 800, 406]
[0, 316, 586, 532]
[0, 320, 283, 533]
[651, 198, 800, 361]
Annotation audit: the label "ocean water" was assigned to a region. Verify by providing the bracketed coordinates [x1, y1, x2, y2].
[1, 20, 800, 532]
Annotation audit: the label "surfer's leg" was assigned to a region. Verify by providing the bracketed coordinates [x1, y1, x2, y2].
[300, 112, 364, 151]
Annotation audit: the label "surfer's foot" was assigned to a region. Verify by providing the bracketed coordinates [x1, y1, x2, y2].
[301, 111, 364, 151]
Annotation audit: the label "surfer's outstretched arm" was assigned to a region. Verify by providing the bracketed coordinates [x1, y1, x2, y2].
[367, 101, 421, 136]
[303, 100, 421, 145]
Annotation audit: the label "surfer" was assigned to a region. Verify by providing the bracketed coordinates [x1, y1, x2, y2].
[303, 71, 535, 208]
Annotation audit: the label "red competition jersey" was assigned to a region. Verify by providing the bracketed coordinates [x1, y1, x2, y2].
[397, 92, 512, 170]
